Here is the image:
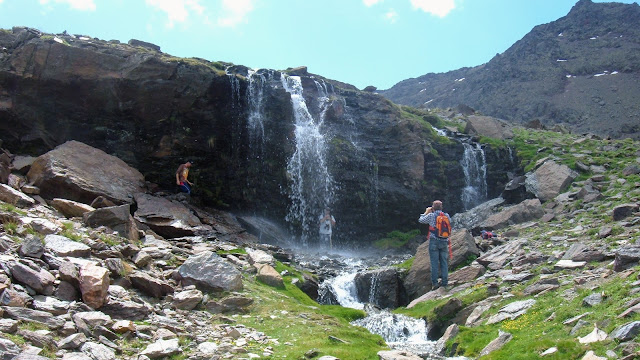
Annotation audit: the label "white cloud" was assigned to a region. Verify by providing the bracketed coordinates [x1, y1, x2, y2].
[385, 9, 398, 24]
[217, 0, 254, 27]
[410, 0, 455, 17]
[39, 0, 96, 11]
[145, 0, 205, 28]
[363, 0, 383, 7]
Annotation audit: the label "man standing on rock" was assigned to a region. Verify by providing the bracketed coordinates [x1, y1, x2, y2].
[176, 161, 193, 194]
[419, 200, 452, 291]
[319, 207, 336, 250]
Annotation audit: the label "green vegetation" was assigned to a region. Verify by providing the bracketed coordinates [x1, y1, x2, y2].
[393, 257, 414, 270]
[0, 202, 27, 215]
[374, 229, 420, 250]
[234, 271, 386, 359]
[2, 220, 18, 235]
[60, 222, 83, 242]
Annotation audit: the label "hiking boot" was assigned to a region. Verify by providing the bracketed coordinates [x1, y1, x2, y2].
[431, 285, 440, 291]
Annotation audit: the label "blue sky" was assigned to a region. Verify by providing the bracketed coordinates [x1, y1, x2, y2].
[0, 0, 637, 89]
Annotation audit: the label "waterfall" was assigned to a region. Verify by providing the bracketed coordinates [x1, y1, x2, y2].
[461, 142, 488, 210]
[226, 68, 241, 108]
[281, 74, 334, 245]
[246, 69, 268, 151]
[320, 271, 363, 310]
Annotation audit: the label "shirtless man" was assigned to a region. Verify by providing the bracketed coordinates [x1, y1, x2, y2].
[176, 161, 193, 194]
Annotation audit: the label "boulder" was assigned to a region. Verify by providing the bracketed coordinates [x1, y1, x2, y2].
[51, 198, 95, 218]
[1, 306, 65, 329]
[0, 183, 35, 207]
[0, 338, 20, 360]
[246, 247, 275, 265]
[256, 264, 285, 288]
[26, 141, 145, 204]
[11, 155, 36, 173]
[404, 229, 478, 299]
[133, 193, 210, 238]
[44, 234, 91, 257]
[451, 197, 505, 230]
[7, 261, 55, 295]
[525, 160, 577, 202]
[480, 198, 544, 230]
[32, 295, 70, 315]
[355, 267, 404, 309]
[100, 297, 151, 321]
[464, 115, 514, 140]
[172, 289, 203, 310]
[18, 234, 45, 258]
[83, 204, 139, 241]
[177, 251, 243, 292]
[78, 263, 110, 309]
[486, 299, 536, 325]
[610, 321, 640, 341]
[140, 338, 181, 359]
[205, 295, 254, 313]
[21, 217, 61, 235]
[479, 330, 513, 357]
[58, 333, 87, 350]
[79, 342, 116, 360]
[613, 203, 639, 221]
[614, 246, 640, 272]
[293, 273, 319, 301]
[501, 176, 534, 204]
[449, 264, 486, 285]
[129, 271, 174, 298]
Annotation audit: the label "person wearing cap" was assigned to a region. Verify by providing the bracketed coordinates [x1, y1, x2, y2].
[176, 161, 193, 194]
[418, 200, 452, 291]
[319, 207, 336, 249]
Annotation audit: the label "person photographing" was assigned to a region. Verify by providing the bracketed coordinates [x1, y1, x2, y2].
[418, 200, 452, 291]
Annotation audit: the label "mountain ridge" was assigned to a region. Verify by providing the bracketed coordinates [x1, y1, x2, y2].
[380, 0, 640, 139]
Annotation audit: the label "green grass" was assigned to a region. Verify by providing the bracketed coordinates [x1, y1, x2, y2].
[60, 223, 83, 242]
[448, 274, 640, 359]
[2, 220, 18, 235]
[232, 276, 386, 359]
[0, 202, 27, 215]
[393, 257, 414, 270]
[374, 229, 420, 250]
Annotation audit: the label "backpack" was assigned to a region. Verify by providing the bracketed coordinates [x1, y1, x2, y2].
[435, 212, 451, 238]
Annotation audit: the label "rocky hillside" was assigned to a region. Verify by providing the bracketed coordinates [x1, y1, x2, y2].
[380, 0, 640, 140]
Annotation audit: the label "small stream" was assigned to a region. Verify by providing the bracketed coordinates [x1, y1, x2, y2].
[298, 253, 468, 359]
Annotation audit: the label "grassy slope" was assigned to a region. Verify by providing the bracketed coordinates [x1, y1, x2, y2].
[392, 126, 640, 359]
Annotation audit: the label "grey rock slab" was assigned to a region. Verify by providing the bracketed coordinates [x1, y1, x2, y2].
[51, 198, 95, 218]
[479, 330, 512, 357]
[129, 271, 174, 298]
[178, 250, 243, 292]
[32, 295, 70, 315]
[140, 338, 181, 359]
[486, 299, 536, 325]
[377, 350, 423, 360]
[18, 235, 44, 258]
[611, 321, 640, 341]
[58, 333, 88, 350]
[7, 261, 55, 295]
[44, 234, 91, 258]
[1, 306, 65, 329]
[172, 289, 203, 310]
[79, 341, 116, 360]
[0, 337, 20, 360]
[583, 293, 603, 307]
[0, 183, 36, 207]
[73, 311, 112, 328]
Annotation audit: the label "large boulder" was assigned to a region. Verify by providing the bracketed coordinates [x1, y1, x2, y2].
[464, 115, 514, 140]
[133, 193, 210, 238]
[26, 141, 145, 204]
[525, 160, 577, 202]
[6, 261, 55, 295]
[480, 198, 544, 230]
[404, 229, 479, 299]
[78, 263, 110, 309]
[177, 251, 243, 292]
[83, 204, 139, 241]
[451, 197, 505, 231]
[354, 267, 405, 309]
[44, 234, 91, 258]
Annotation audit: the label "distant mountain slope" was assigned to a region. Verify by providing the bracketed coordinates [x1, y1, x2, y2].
[380, 0, 640, 139]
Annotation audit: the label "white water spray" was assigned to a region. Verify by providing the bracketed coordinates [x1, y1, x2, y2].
[281, 74, 334, 244]
[461, 142, 488, 210]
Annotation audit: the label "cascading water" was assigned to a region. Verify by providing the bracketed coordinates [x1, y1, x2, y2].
[246, 69, 268, 152]
[226, 68, 241, 108]
[281, 74, 334, 245]
[317, 258, 466, 359]
[461, 142, 488, 210]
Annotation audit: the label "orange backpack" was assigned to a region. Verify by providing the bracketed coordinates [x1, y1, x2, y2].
[435, 212, 451, 238]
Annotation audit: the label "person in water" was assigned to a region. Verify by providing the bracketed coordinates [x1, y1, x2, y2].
[176, 161, 193, 194]
[319, 207, 336, 249]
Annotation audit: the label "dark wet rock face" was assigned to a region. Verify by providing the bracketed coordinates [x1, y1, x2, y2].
[0, 28, 517, 243]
